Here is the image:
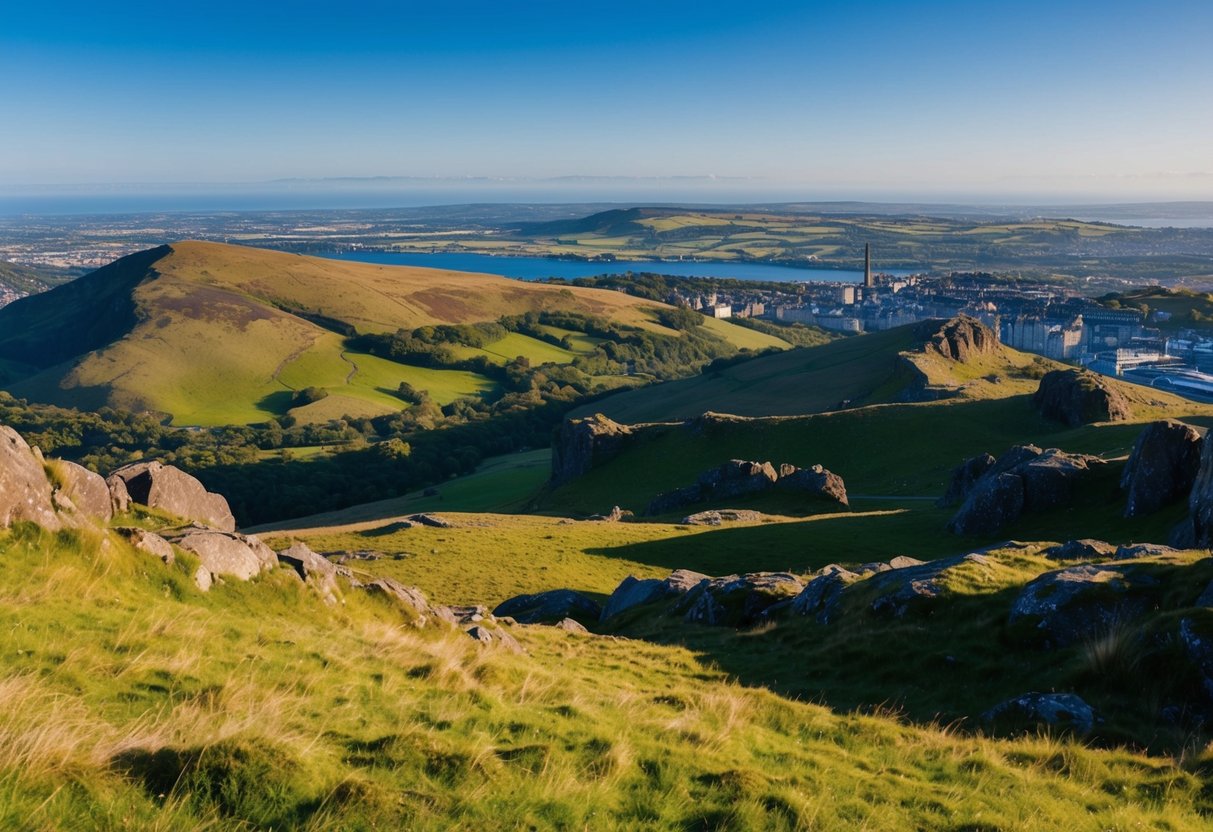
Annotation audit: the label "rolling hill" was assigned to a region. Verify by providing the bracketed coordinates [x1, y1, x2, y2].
[0, 241, 785, 426]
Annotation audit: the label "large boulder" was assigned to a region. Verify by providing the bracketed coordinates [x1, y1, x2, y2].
[600, 569, 708, 621]
[681, 509, 765, 526]
[115, 527, 175, 564]
[947, 446, 1105, 536]
[1032, 369, 1133, 427]
[647, 459, 847, 516]
[790, 565, 859, 624]
[1121, 420, 1202, 517]
[174, 530, 276, 582]
[550, 414, 635, 487]
[109, 461, 236, 531]
[54, 460, 113, 521]
[675, 572, 804, 627]
[1173, 432, 1213, 548]
[277, 542, 339, 605]
[981, 692, 1096, 734]
[1008, 563, 1159, 647]
[493, 589, 602, 626]
[937, 453, 996, 508]
[776, 463, 849, 507]
[0, 426, 60, 530]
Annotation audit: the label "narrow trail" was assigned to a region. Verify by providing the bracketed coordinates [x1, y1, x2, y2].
[339, 350, 358, 384]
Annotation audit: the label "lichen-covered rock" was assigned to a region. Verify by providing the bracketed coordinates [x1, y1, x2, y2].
[981, 692, 1096, 733]
[1033, 369, 1133, 427]
[174, 530, 276, 581]
[277, 542, 339, 605]
[1121, 420, 1203, 517]
[493, 589, 602, 626]
[54, 460, 113, 521]
[116, 527, 175, 565]
[0, 426, 60, 530]
[675, 572, 804, 627]
[109, 461, 236, 531]
[1044, 539, 1117, 561]
[551, 414, 635, 486]
[1008, 563, 1159, 647]
[868, 553, 993, 618]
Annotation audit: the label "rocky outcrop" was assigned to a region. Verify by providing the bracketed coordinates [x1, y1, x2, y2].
[1008, 563, 1159, 647]
[1114, 543, 1179, 560]
[0, 426, 60, 530]
[493, 589, 602, 626]
[277, 542, 339, 605]
[174, 530, 276, 582]
[1043, 539, 1117, 561]
[551, 414, 635, 487]
[918, 315, 999, 362]
[790, 565, 859, 624]
[116, 527, 175, 565]
[938, 453, 996, 508]
[1032, 369, 1133, 427]
[681, 509, 765, 525]
[867, 553, 993, 618]
[1121, 420, 1202, 517]
[982, 692, 1096, 733]
[674, 572, 804, 627]
[647, 459, 847, 516]
[947, 445, 1106, 536]
[1172, 432, 1213, 548]
[109, 461, 236, 531]
[600, 569, 708, 621]
[359, 578, 456, 626]
[54, 460, 113, 521]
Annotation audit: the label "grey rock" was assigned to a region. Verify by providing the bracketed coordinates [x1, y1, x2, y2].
[107, 474, 132, 515]
[1121, 420, 1203, 517]
[888, 556, 925, 569]
[493, 588, 602, 626]
[193, 566, 213, 592]
[648, 458, 847, 516]
[551, 414, 635, 487]
[0, 426, 60, 530]
[554, 617, 589, 634]
[1044, 539, 1117, 561]
[790, 566, 859, 623]
[407, 513, 451, 528]
[868, 553, 993, 618]
[664, 569, 710, 594]
[1008, 563, 1158, 647]
[776, 463, 849, 507]
[360, 578, 453, 625]
[1175, 433, 1213, 548]
[681, 509, 764, 525]
[600, 576, 667, 621]
[446, 604, 489, 624]
[1113, 543, 1179, 560]
[938, 453, 996, 508]
[466, 625, 523, 653]
[109, 461, 236, 531]
[54, 460, 113, 521]
[1033, 368, 1133, 427]
[948, 472, 1025, 536]
[174, 530, 276, 581]
[676, 572, 804, 627]
[277, 542, 339, 605]
[982, 692, 1096, 733]
[115, 527, 175, 565]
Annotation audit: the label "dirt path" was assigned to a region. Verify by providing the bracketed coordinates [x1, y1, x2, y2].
[339, 350, 358, 384]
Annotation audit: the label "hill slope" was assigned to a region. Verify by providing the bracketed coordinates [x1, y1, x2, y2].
[0, 241, 785, 425]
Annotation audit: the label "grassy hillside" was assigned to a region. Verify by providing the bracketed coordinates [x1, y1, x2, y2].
[0, 242, 785, 426]
[5, 523, 1213, 829]
[573, 319, 1053, 423]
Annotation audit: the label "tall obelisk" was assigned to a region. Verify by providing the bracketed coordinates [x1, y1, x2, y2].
[864, 243, 873, 289]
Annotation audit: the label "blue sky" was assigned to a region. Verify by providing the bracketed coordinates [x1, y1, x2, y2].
[2, 0, 1211, 200]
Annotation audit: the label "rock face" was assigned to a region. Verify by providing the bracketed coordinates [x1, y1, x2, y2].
[550, 414, 635, 487]
[947, 445, 1106, 536]
[116, 527, 175, 565]
[1173, 432, 1213, 548]
[918, 315, 999, 362]
[277, 542, 339, 605]
[174, 530, 276, 581]
[674, 572, 804, 627]
[0, 426, 60, 530]
[1033, 369, 1133, 427]
[493, 589, 602, 626]
[109, 461, 236, 531]
[1121, 420, 1202, 517]
[600, 570, 709, 621]
[55, 460, 113, 521]
[938, 453, 996, 508]
[982, 692, 1096, 733]
[1043, 539, 1117, 561]
[647, 459, 848, 516]
[1008, 563, 1159, 647]
[790, 565, 859, 624]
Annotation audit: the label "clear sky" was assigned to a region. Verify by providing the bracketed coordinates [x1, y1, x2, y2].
[2, 0, 1211, 201]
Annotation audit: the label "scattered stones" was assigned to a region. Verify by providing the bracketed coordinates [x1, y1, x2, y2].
[1008, 563, 1158, 647]
[1121, 420, 1203, 517]
[947, 446, 1106, 536]
[54, 460, 113, 521]
[1033, 368, 1133, 427]
[681, 509, 765, 526]
[109, 461, 236, 530]
[982, 692, 1096, 733]
[277, 542, 339, 605]
[466, 625, 523, 653]
[1044, 539, 1117, 561]
[174, 530, 276, 581]
[493, 589, 602, 626]
[0, 426, 60, 530]
[115, 527, 175, 565]
[551, 414, 636, 487]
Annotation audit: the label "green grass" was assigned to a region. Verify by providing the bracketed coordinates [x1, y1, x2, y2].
[5, 522, 1213, 829]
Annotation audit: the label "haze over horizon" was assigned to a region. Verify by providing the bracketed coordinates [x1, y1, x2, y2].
[4, 1, 1212, 204]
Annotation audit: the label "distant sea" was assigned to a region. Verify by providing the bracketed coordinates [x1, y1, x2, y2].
[325, 251, 905, 284]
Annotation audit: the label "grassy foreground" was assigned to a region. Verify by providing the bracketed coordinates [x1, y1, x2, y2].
[3, 523, 1213, 830]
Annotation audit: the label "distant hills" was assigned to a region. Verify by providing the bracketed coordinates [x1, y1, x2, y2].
[0, 241, 784, 426]
[0, 259, 75, 297]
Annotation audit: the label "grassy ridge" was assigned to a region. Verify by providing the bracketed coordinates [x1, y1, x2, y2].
[4, 524, 1213, 829]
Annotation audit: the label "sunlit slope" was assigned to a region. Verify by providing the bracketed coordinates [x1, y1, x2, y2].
[0, 242, 786, 425]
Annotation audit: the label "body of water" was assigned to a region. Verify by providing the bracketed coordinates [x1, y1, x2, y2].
[324, 250, 905, 284]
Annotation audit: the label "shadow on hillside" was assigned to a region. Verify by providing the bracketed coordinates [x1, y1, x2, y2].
[255, 390, 295, 416]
